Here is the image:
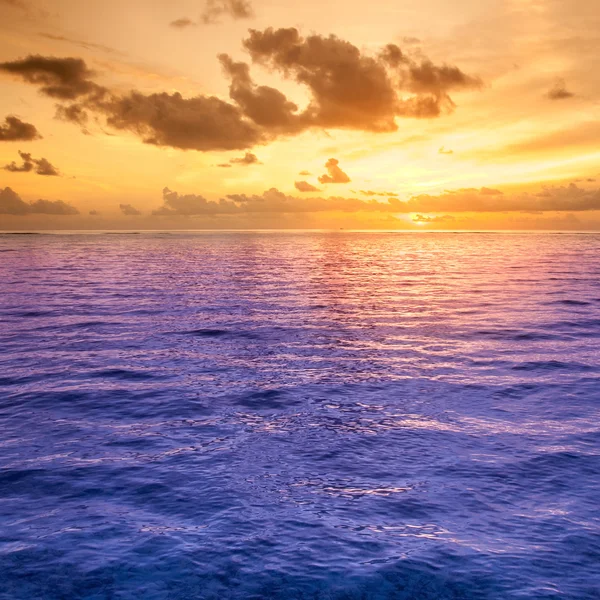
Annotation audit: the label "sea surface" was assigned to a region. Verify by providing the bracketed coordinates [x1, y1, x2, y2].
[0, 231, 599, 599]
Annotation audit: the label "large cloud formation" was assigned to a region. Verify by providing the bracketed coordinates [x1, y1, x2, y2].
[4, 151, 59, 176]
[152, 183, 600, 217]
[0, 186, 78, 214]
[0, 32, 480, 152]
[0, 116, 41, 141]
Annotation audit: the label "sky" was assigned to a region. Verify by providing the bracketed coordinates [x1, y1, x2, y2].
[0, 0, 599, 230]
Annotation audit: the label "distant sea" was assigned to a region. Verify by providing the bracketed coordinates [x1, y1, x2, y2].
[1, 231, 599, 599]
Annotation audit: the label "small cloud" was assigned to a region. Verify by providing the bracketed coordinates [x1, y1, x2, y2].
[0, 116, 42, 141]
[547, 79, 574, 100]
[119, 203, 141, 215]
[318, 158, 351, 184]
[299, 170, 311, 176]
[229, 152, 261, 165]
[170, 18, 196, 28]
[217, 152, 261, 167]
[587, 178, 596, 183]
[295, 181, 320, 192]
[200, 0, 254, 24]
[412, 214, 455, 223]
[360, 190, 398, 197]
[3, 150, 59, 176]
[438, 146, 453, 155]
[89, 209, 99, 215]
[401, 36, 421, 45]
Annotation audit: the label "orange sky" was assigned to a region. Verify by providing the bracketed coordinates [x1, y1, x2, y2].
[0, 0, 599, 230]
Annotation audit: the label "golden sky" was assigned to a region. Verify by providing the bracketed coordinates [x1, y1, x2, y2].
[0, 0, 599, 229]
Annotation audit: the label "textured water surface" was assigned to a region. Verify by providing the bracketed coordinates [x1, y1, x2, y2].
[1, 231, 599, 599]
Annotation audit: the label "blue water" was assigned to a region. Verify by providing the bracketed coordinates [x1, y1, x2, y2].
[1, 231, 599, 599]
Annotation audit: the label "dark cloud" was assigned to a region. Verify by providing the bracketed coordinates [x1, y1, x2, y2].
[547, 79, 574, 100]
[216, 150, 262, 166]
[0, 115, 41, 141]
[1, 38, 478, 152]
[55, 103, 89, 129]
[219, 54, 302, 133]
[412, 213, 455, 223]
[4, 151, 59, 176]
[438, 146, 453, 155]
[318, 158, 350, 184]
[0, 55, 104, 100]
[170, 18, 196, 28]
[89, 209, 99, 215]
[295, 181, 320, 192]
[92, 90, 262, 151]
[201, 0, 253, 24]
[242, 28, 481, 130]
[0, 186, 78, 214]
[119, 203, 141, 215]
[230, 152, 261, 165]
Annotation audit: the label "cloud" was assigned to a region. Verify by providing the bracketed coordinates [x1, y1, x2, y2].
[93, 90, 262, 151]
[295, 181, 320, 192]
[170, 18, 196, 28]
[318, 158, 350, 184]
[89, 209, 99, 215]
[0, 115, 41, 141]
[201, 0, 254, 24]
[359, 190, 398, 197]
[154, 187, 238, 215]
[229, 152, 261, 165]
[299, 170, 311, 176]
[0, 55, 104, 100]
[218, 53, 302, 134]
[412, 214, 455, 223]
[0, 186, 29, 214]
[547, 79, 574, 100]
[153, 183, 600, 218]
[119, 203, 141, 215]
[4, 151, 59, 175]
[242, 28, 481, 130]
[0, 0, 28, 11]
[1, 39, 479, 152]
[0, 186, 78, 214]
[29, 199, 79, 214]
[38, 33, 121, 56]
[438, 146, 453, 155]
[406, 184, 600, 212]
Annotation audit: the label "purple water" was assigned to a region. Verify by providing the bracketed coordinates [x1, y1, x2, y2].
[1, 231, 599, 599]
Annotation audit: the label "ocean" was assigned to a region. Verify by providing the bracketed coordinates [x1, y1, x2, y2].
[0, 231, 599, 599]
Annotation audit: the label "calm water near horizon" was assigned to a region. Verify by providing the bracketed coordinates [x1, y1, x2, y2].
[1, 231, 599, 599]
